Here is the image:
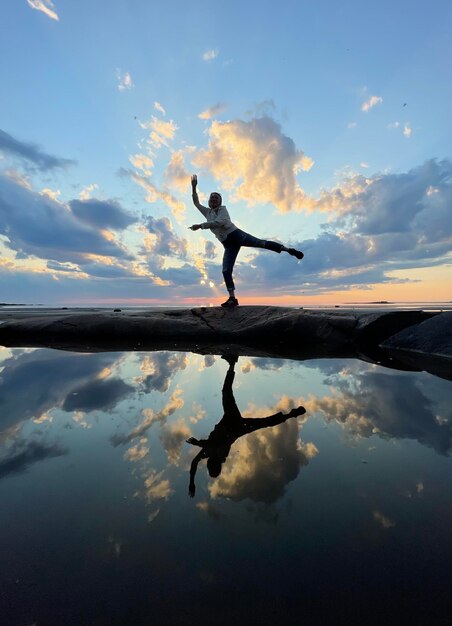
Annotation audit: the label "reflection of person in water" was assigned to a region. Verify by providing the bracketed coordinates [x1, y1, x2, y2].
[189, 174, 304, 307]
[186, 356, 306, 497]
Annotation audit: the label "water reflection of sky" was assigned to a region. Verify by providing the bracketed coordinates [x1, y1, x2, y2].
[1, 347, 451, 624]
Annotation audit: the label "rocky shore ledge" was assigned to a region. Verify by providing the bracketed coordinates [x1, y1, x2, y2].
[1, 306, 451, 378]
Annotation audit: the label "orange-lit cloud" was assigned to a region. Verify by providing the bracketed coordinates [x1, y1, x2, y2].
[362, 95, 383, 112]
[193, 117, 314, 214]
[26, 0, 59, 21]
[198, 103, 227, 120]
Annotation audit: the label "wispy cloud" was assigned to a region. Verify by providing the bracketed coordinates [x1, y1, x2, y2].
[129, 153, 154, 176]
[361, 95, 383, 112]
[0, 129, 75, 171]
[116, 69, 133, 91]
[139, 116, 178, 149]
[347, 122, 357, 129]
[387, 121, 400, 129]
[120, 168, 185, 220]
[202, 49, 219, 61]
[79, 183, 98, 200]
[164, 150, 189, 193]
[154, 102, 166, 115]
[26, 0, 59, 21]
[198, 103, 227, 120]
[403, 123, 412, 138]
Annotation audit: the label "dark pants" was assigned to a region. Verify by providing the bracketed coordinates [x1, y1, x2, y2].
[221, 229, 283, 290]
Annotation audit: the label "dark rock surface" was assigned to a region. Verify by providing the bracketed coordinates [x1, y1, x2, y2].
[0, 307, 447, 373]
[380, 312, 452, 379]
[381, 311, 452, 358]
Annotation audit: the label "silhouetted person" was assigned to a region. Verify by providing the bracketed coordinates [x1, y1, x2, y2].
[187, 356, 306, 497]
[189, 174, 304, 307]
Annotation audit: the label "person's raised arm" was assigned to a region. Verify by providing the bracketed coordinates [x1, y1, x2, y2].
[188, 449, 205, 497]
[191, 174, 208, 217]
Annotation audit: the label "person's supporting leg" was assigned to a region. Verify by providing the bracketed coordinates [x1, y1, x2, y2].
[221, 244, 241, 306]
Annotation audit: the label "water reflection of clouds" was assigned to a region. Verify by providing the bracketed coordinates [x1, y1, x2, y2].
[160, 418, 191, 465]
[307, 366, 452, 455]
[135, 352, 188, 392]
[209, 413, 317, 504]
[62, 377, 134, 412]
[0, 348, 126, 437]
[2, 346, 452, 526]
[111, 388, 184, 446]
[0, 438, 68, 480]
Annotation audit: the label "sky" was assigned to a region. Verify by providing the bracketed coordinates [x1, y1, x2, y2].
[0, 0, 451, 306]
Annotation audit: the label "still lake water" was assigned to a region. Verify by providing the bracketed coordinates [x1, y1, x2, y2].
[1, 347, 451, 625]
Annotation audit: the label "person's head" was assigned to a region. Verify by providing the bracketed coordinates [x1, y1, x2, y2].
[207, 456, 223, 478]
[208, 192, 222, 209]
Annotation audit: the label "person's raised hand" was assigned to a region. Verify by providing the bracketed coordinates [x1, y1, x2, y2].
[189, 483, 196, 498]
[191, 174, 198, 188]
[189, 224, 201, 231]
[186, 437, 199, 445]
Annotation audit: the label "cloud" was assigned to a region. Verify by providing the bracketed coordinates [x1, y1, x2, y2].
[196, 500, 225, 520]
[62, 378, 134, 412]
[136, 352, 188, 393]
[154, 101, 166, 115]
[121, 168, 185, 220]
[204, 241, 216, 259]
[0, 173, 132, 263]
[26, 0, 59, 21]
[373, 510, 395, 529]
[160, 418, 191, 464]
[143, 215, 189, 259]
[140, 117, 178, 149]
[111, 388, 184, 446]
[209, 416, 316, 503]
[124, 438, 149, 462]
[0, 438, 67, 479]
[0, 129, 75, 171]
[129, 154, 154, 175]
[347, 122, 357, 129]
[305, 367, 452, 455]
[79, 183, 98, 200]
[387, 121, 400, 129]
[361, 95, 383, 112]
[164, 150, 189, 194]
[198, 103, 227, 120]
[202, 49, 219, 61]
[0, 349, 122, 436]
[235, 158, 452, 295]
[192, 116, 314, 213]
[69, 198, 138, 230]
[403, 124, 412, 138]
[116, 70, 133, 91]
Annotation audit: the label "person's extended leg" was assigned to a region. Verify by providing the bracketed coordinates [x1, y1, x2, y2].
[221, 245, 241, 307]
[239, 231, 304, 260]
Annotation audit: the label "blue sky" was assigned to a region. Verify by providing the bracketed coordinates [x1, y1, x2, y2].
[1, 0, 451, 305]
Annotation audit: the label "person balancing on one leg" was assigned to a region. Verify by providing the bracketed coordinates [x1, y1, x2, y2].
[189, 174, 304, 307]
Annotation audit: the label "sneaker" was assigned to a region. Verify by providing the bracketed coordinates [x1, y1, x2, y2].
[288, 248, 304, 260]
[221, 296, 239, 307]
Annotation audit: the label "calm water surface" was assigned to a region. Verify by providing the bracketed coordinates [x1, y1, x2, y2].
[1, 347, 451, 625]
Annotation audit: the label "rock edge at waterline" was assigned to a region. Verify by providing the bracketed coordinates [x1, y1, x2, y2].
[1, 306, 450, 379]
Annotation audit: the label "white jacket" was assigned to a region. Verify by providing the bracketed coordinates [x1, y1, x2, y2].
[192, 192, 237, 242]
